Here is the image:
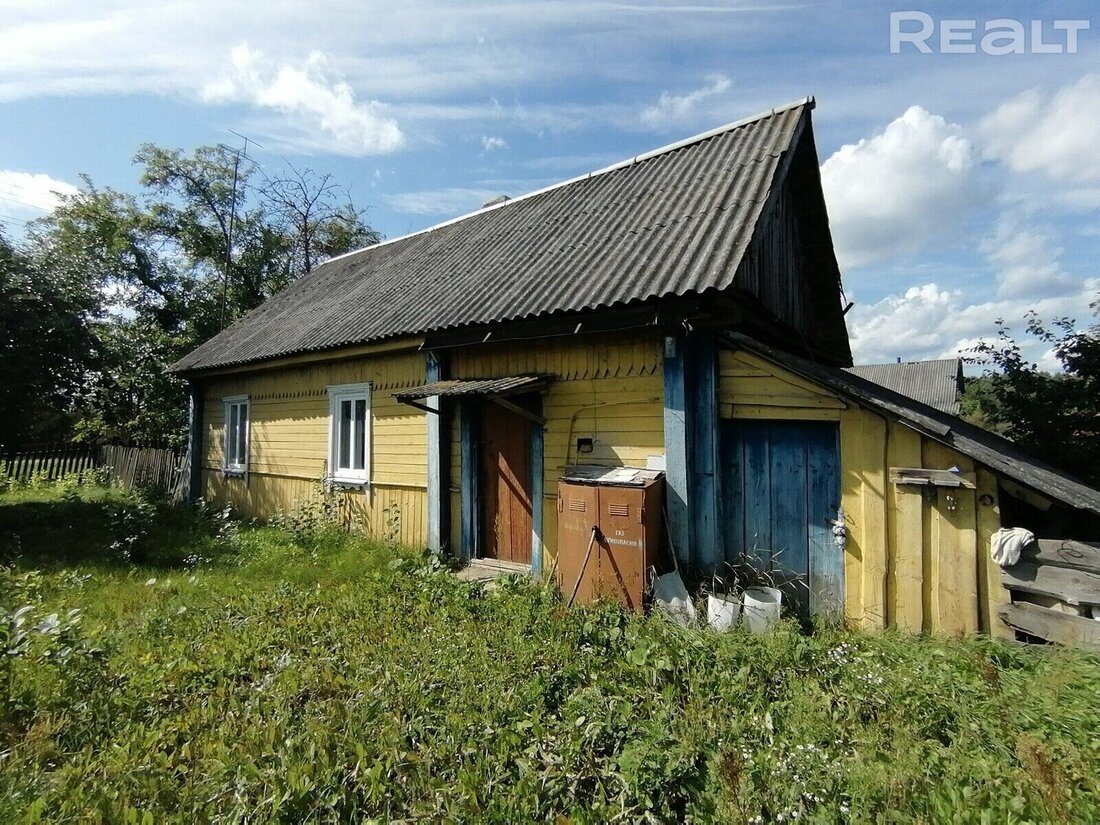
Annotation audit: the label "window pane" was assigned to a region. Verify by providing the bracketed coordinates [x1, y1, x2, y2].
[236, 405, 248, 467]
[228, 405, 239, 464]
[353, 399, 367, 470]
[339, 399, 352, 470]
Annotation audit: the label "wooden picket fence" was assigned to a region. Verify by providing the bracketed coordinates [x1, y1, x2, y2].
[2, 442, 98, 483]
[2, 442, 185, 496]
[99, 444, 185, 492]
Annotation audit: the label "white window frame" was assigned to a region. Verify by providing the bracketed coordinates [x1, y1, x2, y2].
[223, 395, 250, 475]
[326, 383, 372, 486]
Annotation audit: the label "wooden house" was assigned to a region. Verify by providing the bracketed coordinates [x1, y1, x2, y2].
[171, 98, 1100, 638]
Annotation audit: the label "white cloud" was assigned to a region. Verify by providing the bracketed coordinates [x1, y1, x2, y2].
[640, 73, 732, 128]
[820, 106, 986, 270]
[979, 74, 1100, 183]
[847, 280, 1100, 367]
[202, 45, 404, 156]
[480, 135, 507, 151]
[0, 170, 78, 224]
[0, 3, 776, 109]
[386, 187, 504, 216]
[980, 216, 1078, 299]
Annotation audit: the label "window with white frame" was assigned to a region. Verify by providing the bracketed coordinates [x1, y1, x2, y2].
[327, 383, 371, 484]
[223, 395, 249, 474]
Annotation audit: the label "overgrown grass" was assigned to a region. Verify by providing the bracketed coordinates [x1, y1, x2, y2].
[2, 486, 1099, 822]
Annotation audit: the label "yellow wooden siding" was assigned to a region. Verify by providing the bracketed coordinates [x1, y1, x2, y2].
[720, 348, 1007, 637]
[719, 350, 845, 419]
[449, 332, 665, 564]
[200, 349, 428, 547]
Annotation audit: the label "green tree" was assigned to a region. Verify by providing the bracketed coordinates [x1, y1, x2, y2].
[259, 166, 381, 276]
[0, 229, 102, 449]
[14, 146, 381, 447]
[964, 307, 1100, 486]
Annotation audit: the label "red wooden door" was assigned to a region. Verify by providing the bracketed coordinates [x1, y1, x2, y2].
[481, 401, 532, 564]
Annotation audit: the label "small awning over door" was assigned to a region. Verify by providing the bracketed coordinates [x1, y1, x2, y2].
[394, 374, 552, 402]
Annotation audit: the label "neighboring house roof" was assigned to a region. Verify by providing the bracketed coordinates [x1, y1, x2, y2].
[724, 334, 1100, 516]
[846, 359, 964, 415]
[173, 97, 848, 374]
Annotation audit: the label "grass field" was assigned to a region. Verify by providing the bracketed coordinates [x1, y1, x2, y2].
[1, 484, 1099, 823]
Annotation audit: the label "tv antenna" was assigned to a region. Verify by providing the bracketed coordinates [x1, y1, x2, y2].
[220, 130, 265, 329]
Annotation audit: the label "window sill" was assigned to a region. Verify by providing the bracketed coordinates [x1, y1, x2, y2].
[222, 468, 247, 479]
[329, 477, 369, 490]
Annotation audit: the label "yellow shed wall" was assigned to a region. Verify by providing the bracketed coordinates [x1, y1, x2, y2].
[719, 349, 1010, 638]
[449, 332, 665, 565]
[200, 348, 429, 547]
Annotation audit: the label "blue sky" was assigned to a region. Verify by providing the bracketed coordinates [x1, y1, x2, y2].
[1, 1, 1097, 367]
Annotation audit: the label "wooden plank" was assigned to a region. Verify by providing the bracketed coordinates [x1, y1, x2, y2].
[807, 423, 842, 617]
[887, 424, 924, 632]
[1023, 540, 1100, 575]
[860, 413, 888, 630]
[1001, 562, 1100, 606]
[729, 394, 847, 410]
[662, 335, 691, 563]
[726, 404, 841, 422]
[719, 419, 744, 567]
[188, 382, 204, 502]
[459, 401, 478, 562]
[425, 353, 442, 553]
[925, 440, 978, 637]
[889, 467, 976, 489]
[530, 419, 544, 577]
[690, 335, 719, 569]
[770, 423, 807, 610]
[953, 486, 979, 636]
[839, 411, 864, 623]
[998, 603, 1100, 652]
[976, 468, 1012, 639]
[743, 422, 771, 565]
[999, 477, 1051, 512]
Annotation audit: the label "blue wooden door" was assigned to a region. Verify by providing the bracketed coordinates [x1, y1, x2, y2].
[720, 419, 842, 616]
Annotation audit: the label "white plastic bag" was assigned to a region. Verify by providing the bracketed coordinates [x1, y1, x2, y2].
[653, 571, 696, 627]
[990, 527, 1035, 567]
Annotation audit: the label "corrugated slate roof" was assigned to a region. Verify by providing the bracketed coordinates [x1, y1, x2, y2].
[726, 334, 1100, 516]
[846, 359, 963, 415]
[173, 99, 813, 373]
[394, 375, 550, 401]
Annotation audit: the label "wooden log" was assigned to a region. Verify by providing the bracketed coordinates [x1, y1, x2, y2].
[1001, 562, 1100, 607]
[998, 602, 1100, 653]
[1022, 540, 1100, 575]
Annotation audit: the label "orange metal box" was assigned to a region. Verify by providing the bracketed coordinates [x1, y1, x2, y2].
[555, 466, 664, 612]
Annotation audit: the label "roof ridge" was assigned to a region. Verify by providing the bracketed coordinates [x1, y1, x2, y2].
[321, 96, 814, 268]
[848, 357, 961, 367]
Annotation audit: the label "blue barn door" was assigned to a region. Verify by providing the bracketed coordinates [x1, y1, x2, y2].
[720, 419, 842, 617]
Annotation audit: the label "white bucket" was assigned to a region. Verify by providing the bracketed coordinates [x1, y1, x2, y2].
[707, 594, 740, 631]
[742, 587, 782, 634]
[653, 571, 696, 627]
